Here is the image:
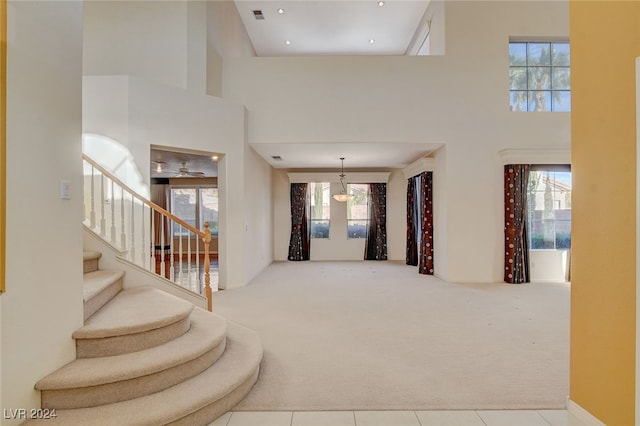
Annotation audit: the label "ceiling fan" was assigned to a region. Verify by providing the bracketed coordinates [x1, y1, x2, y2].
[153, 161, 205, 177]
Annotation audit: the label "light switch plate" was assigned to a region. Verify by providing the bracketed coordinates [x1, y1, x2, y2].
[61, 180, 71, 200]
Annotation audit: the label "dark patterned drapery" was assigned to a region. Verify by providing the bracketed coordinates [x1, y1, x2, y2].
[418, 171, 434, 275]
[365, 183, 388, 260]
[504, 164, 530, 283]
[288, 183, 310, 261]
[406, 177, 418, 265]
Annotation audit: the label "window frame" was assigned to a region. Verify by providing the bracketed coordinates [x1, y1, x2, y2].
[526, 165, 571, 251]
[346, 183, 370, 239]
[509, 41, 571, 112]
[308, 182, 331, 239]
[169, 184, 218, 237]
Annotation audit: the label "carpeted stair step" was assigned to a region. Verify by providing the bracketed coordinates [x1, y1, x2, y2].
[25, 322, 263, 426]
[36, 309, 228, 409]
[83, 270, 124, 321]
[83, 250, 102, 274]
[74, 287, 194, 358]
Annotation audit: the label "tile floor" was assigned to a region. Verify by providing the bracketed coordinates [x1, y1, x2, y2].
[209, 410, 587, 426]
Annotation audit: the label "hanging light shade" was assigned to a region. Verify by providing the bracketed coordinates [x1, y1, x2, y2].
[333, 157, 353, 202]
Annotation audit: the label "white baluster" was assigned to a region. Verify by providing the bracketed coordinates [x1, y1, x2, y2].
[169, 219, 175, 282]
[160, 215, 166, 278]
[90, 165, 96, 229]
[178, 227, 184, 286]
[100, 173, 106, 236]
[110, 179, 116, 244]
[187, 230, 192, 288]
[120, 186, 126, 251]
[150, 209, 156, 272]
[141, 203, 146, 269]
[196, 233, 200, 293]
[130, 195, 136, 263]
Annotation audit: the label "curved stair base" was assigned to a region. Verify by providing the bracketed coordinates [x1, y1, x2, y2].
[26, 251, 263, 426]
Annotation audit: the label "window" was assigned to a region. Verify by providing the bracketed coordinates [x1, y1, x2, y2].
[347, 184, 369, 239]
[309, 182, 330, 238]
[509, 41, 570, 112]
[526, 169, 571, 249]
[170, 187, 218, 236]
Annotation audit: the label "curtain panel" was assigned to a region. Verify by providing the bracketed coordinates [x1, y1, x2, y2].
[418, 171, 434, 275]
[288, 183, 310, 261]
[365, 183, 388, 260]
[504, 164, 530, 283]
[406, 177, 418, 265]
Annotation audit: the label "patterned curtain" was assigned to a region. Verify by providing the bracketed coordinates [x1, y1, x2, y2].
[365, 183, 387, 260]
[288, 183, 310, 261]
[504, 165, 530, 283]
[418, 171, 434, 275]
[406, 177, 418, 265]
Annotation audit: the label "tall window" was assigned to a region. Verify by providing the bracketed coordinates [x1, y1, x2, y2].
[347, 184, 369, 239]
[309, 182, 330, 238]
[526, 169, 571, 249]
[509, 41, 570, 112]
[170, 187, 218, 236]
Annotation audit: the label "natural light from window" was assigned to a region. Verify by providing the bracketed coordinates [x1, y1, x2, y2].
[170, 187, 218, 237]
[347, 184, 369, 239]
[509, 41, 570, 112]
[309, 182, 330, 238]
[526, 170, 571, 250]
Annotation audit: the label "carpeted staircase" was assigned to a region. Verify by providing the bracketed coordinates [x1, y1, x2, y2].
[25, 251, 262, 425]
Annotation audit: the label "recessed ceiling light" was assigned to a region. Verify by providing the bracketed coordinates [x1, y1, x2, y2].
[211, 155, 218, 161]
[378, 1, 384, 6]
[285, 40, 291, 45]
[277, 8, 284, 14]
[369, 39, 375, 44]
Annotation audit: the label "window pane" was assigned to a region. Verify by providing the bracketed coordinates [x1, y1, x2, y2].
[527, 170, 571, 250]
[527, 43, 551, 66]
[552, 91, 571, 112]
[347, 220, 368, 239]
[528, 67, 551, 90]
[552, 67, 570, 90]
[200, 188, 218, 236]
[310, 220, 330, 238]
[347, 184, 369, 239]
[528, 91, 551, 112]
[171, 188, 197, 235]
[510, 91, 528, 111]
[509, 67, 527, 90]
[552, 43, 570, 66]
[509, 43, 527, 66]
[310, 182, 330, 238]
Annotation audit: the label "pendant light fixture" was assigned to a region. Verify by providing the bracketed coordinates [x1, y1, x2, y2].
[333, 157, 353, 202]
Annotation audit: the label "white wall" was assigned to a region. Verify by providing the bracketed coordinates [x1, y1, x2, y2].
[83, 1, 188, 89]
[206, 1, 255, 97]
[244, 146, 273, 281]
[83, 76, 265, 289]
[222, 1, 570, 283]
[1, 2, 84, 424]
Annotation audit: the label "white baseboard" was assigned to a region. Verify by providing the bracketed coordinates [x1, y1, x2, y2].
[567, 398, 607, 426]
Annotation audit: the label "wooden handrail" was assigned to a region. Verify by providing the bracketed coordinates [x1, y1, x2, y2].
[83, 154, 213, 311]
[83, 154, 204, 238]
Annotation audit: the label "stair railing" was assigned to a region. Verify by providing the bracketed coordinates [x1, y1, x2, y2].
[82, 154, 213, 311]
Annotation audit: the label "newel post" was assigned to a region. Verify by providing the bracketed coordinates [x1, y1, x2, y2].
[202, 222, 213, 311]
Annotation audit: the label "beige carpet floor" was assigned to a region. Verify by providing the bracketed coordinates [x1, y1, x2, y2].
[213, 261, 569, 411]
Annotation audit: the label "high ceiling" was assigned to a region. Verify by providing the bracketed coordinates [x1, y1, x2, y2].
[151, 1, 437, 174]
[234, 0, 432, 56]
